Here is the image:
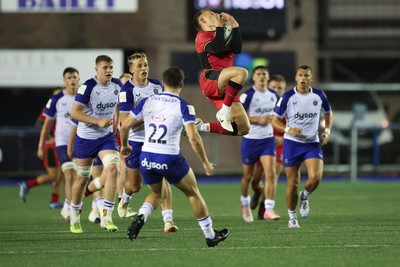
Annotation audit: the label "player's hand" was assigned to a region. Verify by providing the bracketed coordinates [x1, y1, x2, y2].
[113, 125, 120, 136]
[221, 12, 239, 28]
[120, 145, 132, 157]
[203, 161, 216, 176]
[37, 147, 44, 160]
[97, 118, 113, 128]
[67, 146, 73, 159]
[321, 132, 330, 145]
[215, 13, 225, 27]
[258, 115, 272, 125]
[287, 127, 303, 136]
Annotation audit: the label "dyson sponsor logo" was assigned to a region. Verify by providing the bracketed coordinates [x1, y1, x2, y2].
[96, 101, 117, 111]
[141, 158, 168, 170]
[255, 107, 274, 114]
[294, 112, 318, 120]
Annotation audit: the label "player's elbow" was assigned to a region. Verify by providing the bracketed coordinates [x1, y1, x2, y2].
[70, 109, 78, 121]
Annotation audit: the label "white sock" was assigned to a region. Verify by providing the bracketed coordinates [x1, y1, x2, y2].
[220, 104, 230, 115]
[63, 199, 69, 210]
[240, 195, 251, 207]
[71, 202, 82, 211]
[197, 215, 215, 239]
[200, 123, 210, 132]
[91, 200, 96, 208]
[123, 188, 132, 202]
[288, 209, 297, 219]
[161, 209, 173, 223]
[103, 200, 115, 212]
[138, 202, 154, 222]
[264, 199, 275, 211]
[301, 189, 310, 200]
[95, 197, 104, 211]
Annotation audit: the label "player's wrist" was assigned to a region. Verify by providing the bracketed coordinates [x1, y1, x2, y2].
[284, 126, 290, 134]
[324, 128, 331, 135]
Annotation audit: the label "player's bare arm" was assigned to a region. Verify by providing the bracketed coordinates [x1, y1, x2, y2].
[67, 125, 77, 159]
[119, 113, 140, 156]
[37, 117, 54, 160]
[185, 123, 215, 176]
[71, 103, 112, 128]
[321, 111, 333, 145]
[271, 115, 302, 136]
[248, 115, 272, 125]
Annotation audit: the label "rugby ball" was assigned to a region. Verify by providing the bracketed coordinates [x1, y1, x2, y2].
[223, 23, 233, 45]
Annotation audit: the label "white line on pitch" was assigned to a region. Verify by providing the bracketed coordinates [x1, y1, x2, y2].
[0, 244, 396, 254]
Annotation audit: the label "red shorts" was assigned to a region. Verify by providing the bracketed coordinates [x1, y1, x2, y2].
[276, 144, 283, 165]
[199, 69, 240, 110]
[43, 143, 60, 168]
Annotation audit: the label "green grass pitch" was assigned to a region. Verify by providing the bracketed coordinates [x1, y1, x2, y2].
[1, 180, 400, 266]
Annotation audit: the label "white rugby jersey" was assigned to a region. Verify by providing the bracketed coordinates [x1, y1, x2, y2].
[74, 77, 122, 140]
[274, 87, 331, 143]
[43, 90, 75, 146]
[130, 92, 196, 155]
[119, 78, 163, 142]
[240, 86, 279, 139]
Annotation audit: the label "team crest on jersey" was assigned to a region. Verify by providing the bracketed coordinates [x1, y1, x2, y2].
[153, 88, 159, 94]
[114, 89, 118, 95]
[313, 100, 318, 106]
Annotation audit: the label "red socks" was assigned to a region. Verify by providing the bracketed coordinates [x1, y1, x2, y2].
[223, 80, 242, 107]
[27, 178, 39, 189]
[51, 193, 60, 203]
[210, 122, 238, 135]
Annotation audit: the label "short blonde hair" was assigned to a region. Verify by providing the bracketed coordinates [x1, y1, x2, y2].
[127, 52, 147, 68]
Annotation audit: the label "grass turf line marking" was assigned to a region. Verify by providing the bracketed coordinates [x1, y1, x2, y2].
[0, 244, 396, 254]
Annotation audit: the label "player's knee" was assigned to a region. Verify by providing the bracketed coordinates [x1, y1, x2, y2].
[102, 153, 120, 169]
[235, 67, 248, 82]
[61, 161, 76, 172]
[236, 123, 250, 136]
[76, 165, 91, 177]
[242, 173, 253, 181]
[132, 183, 142, 192]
